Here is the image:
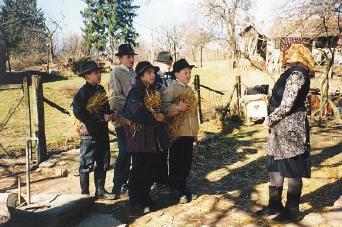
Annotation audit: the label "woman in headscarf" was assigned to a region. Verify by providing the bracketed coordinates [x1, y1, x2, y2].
[256, 42, 315, 223]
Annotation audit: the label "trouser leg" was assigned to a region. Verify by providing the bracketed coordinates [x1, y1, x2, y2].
[113, 127, 130, 194]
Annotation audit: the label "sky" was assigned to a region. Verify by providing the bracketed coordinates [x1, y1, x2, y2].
[37, 0, 285, 45]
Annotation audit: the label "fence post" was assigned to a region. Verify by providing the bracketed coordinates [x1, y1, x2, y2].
[31, 75, 47, 163]
[22, 77, 32, 140]
[194, 75, 204, 124]
[235, 75, 241, 116]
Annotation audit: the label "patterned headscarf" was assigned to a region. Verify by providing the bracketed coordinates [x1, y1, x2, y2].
[280, 37, 303, 52]
[282, 44, 316, 72]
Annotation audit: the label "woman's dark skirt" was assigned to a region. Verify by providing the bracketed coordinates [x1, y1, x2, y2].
[266, 150, 311, 178]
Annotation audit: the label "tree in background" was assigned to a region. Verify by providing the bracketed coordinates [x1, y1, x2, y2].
[81, 0, 107, 60]
[200, 0, 251, 69]
[81, 0, 139, 62]
[0, 0, 46, 66]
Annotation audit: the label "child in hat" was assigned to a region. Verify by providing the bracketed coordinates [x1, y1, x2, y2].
[154, 51, 174, 91]
[123, 61, 167, 214]
[161, 59, 199, 204]
[109, 43, 137, 197]
[72, 60, 116, 200]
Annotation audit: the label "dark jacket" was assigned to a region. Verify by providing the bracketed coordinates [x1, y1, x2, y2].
[72, 82, 110, 140]
[269, 66, 310, 115]
[123, 79, 170, 153]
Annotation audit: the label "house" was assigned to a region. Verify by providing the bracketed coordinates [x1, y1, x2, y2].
[267, 17, 342, 73]
[239, 25, 268, 70]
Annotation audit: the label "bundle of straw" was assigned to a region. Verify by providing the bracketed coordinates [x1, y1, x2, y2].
[86, 92, 108, 114]
[144, 89, 162, 120]
[168, 90, 197, 139]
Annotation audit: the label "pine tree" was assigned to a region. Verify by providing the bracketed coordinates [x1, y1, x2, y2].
[81, 0, 107, 59]
[114, 0, 139, 47]
[0, 0, 46, 55]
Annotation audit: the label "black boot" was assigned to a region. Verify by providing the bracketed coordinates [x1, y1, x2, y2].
[95, 170, 116, 200]
[80, 173, 89, 195]
[272, 192, 301, 223]
[255, 186, 284, 216]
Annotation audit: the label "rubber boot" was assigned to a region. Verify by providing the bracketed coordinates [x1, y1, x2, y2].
[255, 186, 284, 216]
[80, 173, 89, 195]
[95, 170, 116, 200]
[272, 192, 301, 223]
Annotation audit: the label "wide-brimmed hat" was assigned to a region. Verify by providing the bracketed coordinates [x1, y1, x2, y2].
[171, 59, 195, 74]
[79, 61, 102, 77]
[155, 51, 173, 63]
[282, 44, 315, 72]
[135, 61, 159, 78]
[115, 44, 137, 56]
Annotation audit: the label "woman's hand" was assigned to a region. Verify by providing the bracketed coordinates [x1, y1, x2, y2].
[177, 102, 190, 112]
[263, 117, 270, 129]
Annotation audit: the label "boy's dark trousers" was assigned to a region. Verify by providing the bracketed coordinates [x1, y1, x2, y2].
[129, 153, 158, 205]
[169, 137, 194, 192]
[79, 136, 112, 198]
[112, 127, 131, 194]
[155, 150, 169, 185]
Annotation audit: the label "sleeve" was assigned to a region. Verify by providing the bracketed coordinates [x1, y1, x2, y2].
[161, 88, 180, 117]
[123, 89, 156, 124]
[267, 71, 306, 126]
[72, 90, 100, 136]
[108, 70, 126, 112]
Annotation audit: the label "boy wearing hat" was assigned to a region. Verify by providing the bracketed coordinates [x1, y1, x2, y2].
[72, 60, 115, 200]
[154, 51, 174, 91]
[162, 59, 199, 204]
[123, 61, 166, 213]
[109, 43, 137, 197]
[153, 51, 174, 188]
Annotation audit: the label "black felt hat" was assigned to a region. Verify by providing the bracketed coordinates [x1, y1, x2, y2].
[155, 51, 173, 63]
[135, 61, 159, 78]
[115, 44, 137, 56]
[79, 61, 102, 77]
[171, 59, 195, 74]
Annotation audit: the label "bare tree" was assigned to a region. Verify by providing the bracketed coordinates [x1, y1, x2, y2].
[42, 16, 64, 72]
[155, 25, 187, 61]
[200, 0, 251, 69]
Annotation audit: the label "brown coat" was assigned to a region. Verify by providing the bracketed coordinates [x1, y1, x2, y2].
[162, 80, 199, 137]
[108, 66, 136, 128]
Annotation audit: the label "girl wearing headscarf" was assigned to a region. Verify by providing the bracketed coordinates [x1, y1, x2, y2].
[256, 42, 315, 223]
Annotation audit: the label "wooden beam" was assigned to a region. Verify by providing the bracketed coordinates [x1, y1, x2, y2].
[0, 84, 22, 90]
[31, 75, 47, 163]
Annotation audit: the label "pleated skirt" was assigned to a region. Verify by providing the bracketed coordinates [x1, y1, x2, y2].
[266, 150, 311, 178]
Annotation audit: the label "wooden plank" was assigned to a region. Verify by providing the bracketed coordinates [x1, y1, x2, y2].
[31, 75, 47, 163]
[0, 84, 22, 90]
[23, 78, 33, 142]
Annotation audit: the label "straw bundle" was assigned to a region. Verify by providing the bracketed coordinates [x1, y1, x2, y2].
[144, 89, 162, 120]
[86, 92, 108, 114]
[169, 90, 197, 139]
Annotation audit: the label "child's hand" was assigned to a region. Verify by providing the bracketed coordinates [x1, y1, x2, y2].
[194, 136, 199, 145]
[177, 102, 190, 112]
[155, 113, 165, 122]
[104, 114, 113, 122]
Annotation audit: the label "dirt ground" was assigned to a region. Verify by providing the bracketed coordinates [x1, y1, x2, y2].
[1, 119, 341, 226]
